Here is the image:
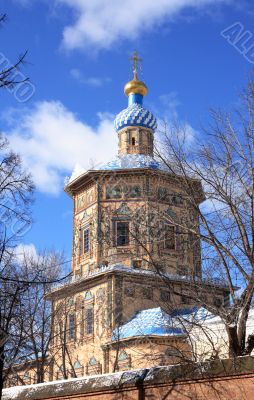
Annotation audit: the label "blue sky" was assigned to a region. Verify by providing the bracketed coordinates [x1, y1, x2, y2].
[0, 0, 253, 265]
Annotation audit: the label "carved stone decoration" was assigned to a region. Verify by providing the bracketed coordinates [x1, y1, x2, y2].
[73, 226, 80, 257]
[124, 286, 135, 297]
[113, 202, 132, 216]
[81, 210, 89, 223]
[96, 288, 106, 304]
[106, 185, 122, 199]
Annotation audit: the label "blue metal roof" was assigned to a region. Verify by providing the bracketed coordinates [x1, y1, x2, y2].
[112, 306, 216, 341]
[112, 307, 185, 340]
[114, 103, 157, 132]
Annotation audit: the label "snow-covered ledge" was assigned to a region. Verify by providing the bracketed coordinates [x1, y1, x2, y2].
[3, 357, 254, 400]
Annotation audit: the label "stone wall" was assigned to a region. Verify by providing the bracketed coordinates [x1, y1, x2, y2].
[3, 356, 254, 400]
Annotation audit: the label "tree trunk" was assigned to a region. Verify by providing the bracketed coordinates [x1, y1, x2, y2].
[227, 325, 242, 357]
[0, 345, 5, 399]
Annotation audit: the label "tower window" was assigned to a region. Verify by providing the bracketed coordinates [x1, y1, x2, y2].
[132, 137, 136, 146]
[165, 225, 176, 250]
[132, 259, 142, 269]
[160, 290, 170, 302]
[85, 308, 94, 335]
[69, 314, 75, 340]
[116, 221, 129, 246]
[83, 228, 90, 254]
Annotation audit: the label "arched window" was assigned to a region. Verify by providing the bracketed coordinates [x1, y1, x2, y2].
[23, 371, 30, 381]
[89, 356, 97, 366]
[85, 307, 94, 335]
[68, 297, 74, 306]
[69, 314, 75, 340]
[118, 350, 128, 361]
[84, 291, 93, 301]
[74, 360, 82, 369]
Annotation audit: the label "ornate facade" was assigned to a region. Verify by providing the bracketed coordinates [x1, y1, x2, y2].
[46, 55, 229, 380]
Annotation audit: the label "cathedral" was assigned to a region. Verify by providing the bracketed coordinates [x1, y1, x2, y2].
[44, 53, 229, 379]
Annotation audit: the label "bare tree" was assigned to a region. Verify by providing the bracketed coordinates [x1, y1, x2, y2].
[0, 136, 34, 396]
[0, 14, 28, 89]
[14, 251, 65, 385]
[153, 75, 254, 357]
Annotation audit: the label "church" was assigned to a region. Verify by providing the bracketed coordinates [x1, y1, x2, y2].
[43, 53, 230, 379]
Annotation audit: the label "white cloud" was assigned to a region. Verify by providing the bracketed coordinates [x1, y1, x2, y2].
[3, 101, 117, 195]
[70, 68, 111, 87]
[14, 243, 38, 264]
[57, 0, 230, 51]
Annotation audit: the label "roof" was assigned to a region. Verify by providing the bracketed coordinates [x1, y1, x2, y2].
[47, 264, 230, 298]
[112, 306, 216, 341]
[112, 307, 185, 340]
[114, 103, 157, 132]
[97, 154, 163, 171]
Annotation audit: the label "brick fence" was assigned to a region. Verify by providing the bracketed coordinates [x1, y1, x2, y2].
[3, 356, 254, 400]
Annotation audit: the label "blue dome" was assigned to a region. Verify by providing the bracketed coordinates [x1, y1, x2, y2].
[114, 103, 157, 132]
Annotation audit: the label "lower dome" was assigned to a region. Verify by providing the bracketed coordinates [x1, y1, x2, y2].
[114, 103, 157, 132]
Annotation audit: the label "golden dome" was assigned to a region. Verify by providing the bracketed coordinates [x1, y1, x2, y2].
[124, 72, 148, 97]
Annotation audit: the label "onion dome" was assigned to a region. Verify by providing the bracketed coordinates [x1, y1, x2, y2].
[114, 53, 157, 133]
[124, 72, 148, 97]
[114, 103, 157, 132]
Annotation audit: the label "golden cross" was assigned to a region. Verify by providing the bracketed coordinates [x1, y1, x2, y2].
[130, 51, 142, 74]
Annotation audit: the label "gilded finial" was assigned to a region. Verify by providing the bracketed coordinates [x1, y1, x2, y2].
[130, 51, 142, 80]
[124, 51, 148, 98]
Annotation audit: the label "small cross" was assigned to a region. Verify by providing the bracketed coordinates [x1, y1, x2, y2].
[130, 51, 142, 74]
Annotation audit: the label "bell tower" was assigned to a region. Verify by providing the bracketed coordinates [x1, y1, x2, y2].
[114, 52, 157, 156]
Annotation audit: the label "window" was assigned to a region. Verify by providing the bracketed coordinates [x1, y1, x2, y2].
[181, 294, 190, 304]
[84, 291, 93, 301]
[160, 290, 170, 302]
[69, 314, 75, 340]
[74, 360, 82, 369]
[85, 308, 93, 335]
[83, 228, 90, 254]
[87, 357, 101, 375]
[118, 351, 128, 361]
[106, 185, 122, 199]
[116, 221, 129, 246]
[132, 259, 142, 269]
[214, 297, 222, 308]
[171, 194, 183, 206]
[124, 286, 135, 297]
[142, 287, 153, 300]
[68, 297, 74, 306]
[23, 372, 30, 382]
[224, 292, 230, 307]
[158, 187, 168, 201]
[165, 225, 175, 250]
[126, 185, 141, 198]
[89, 357, 97, 366]
[117, 351, 130, 371]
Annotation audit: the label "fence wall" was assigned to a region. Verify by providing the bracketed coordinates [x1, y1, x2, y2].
[3, 356, 254, 400]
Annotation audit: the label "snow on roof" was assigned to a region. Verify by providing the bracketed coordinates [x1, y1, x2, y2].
[65, 154, 166, 186]
[113, 307, 185, 340]
[50, 264, 229, 294]
[112, 306, 217, 341]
